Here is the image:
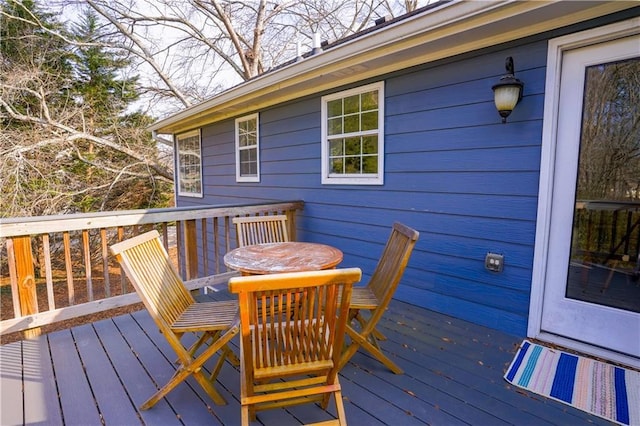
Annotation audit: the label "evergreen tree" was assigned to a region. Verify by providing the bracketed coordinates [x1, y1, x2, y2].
[70, 10, 138, 131]
[0, 0, 73, 121]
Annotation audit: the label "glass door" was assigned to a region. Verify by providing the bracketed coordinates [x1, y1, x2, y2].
[540, 33, 640, 359]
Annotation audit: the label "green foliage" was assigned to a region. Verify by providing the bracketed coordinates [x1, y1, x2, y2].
[70, 9, 139, 128]
[0, 1, 174, 217]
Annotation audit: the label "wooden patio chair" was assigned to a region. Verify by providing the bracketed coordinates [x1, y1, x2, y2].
[338, 222, 419, 374]
[229, 267, 362, 426]
[109, 230, 240, 410]
[233, 214, 290, 247]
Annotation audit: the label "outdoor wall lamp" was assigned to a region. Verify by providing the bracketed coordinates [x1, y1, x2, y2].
[492, 56, 524, 123]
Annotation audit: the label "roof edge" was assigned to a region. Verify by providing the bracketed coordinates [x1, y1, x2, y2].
[149, 0, 637, 134]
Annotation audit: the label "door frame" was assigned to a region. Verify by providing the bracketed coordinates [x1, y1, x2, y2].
[529, 17, 640, 369]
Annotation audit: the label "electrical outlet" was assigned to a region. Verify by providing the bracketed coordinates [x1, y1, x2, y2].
[485, 252, 504, 272]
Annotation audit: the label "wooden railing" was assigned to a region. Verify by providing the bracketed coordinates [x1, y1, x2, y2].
[0, 201, 304, 336]
[572, 201, 640, 268]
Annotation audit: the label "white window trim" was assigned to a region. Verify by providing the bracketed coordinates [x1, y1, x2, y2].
[321, 81, 384, 185]
[175, 129, 203, 198]
[235, 113, 260, 183]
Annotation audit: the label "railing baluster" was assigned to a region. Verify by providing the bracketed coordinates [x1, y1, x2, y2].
[100, 229, 111, 298]
[176, 221, 184, 278]
[42, 234, 55, 309]
[201, 218, 209, 275]
[82, 230, 93, 302]
[213, 217, 220, 274]
[63, 231, 75, 306]
[118, 226, 126, 294]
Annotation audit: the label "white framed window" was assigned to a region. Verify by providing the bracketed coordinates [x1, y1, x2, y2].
[176, 130, 203, 197]
[235, 113, 260, 182]
[321, 81, 384, 185]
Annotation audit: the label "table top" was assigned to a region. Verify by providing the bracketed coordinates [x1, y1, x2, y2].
[223, 242, 343, 275]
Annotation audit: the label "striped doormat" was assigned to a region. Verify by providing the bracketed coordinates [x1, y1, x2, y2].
[505, 340, 640, 425]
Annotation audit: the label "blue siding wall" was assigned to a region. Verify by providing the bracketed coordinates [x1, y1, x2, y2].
[177, 40, 548, 337]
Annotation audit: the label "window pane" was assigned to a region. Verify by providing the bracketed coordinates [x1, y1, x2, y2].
[362, 155, 378, 173]
[345, 156, 361, 173]
[329, 139, 344, 156]
[344, 114, 359, 133]
[361, 111, 378, 131]
[363, 136, 378, 154]
[345, 137, 361, 155]
[361, 90, 378, 111]
[330, 158, 343, 173]
[328, 117, 342, 135]
[344, 94, 360, 114]
[240, 149, 257, 175]
[327, 99, 342, 118]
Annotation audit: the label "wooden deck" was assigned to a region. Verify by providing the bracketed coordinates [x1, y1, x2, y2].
[1, 291, 613, 426]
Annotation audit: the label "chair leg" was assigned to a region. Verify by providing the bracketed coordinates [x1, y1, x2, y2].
[339, 324, 403, 374]
[209, 345, 233, 382]
[353, 311, 386, 341]
[333, 388, 347, 426]
[241, 405, 250, 426]
[193, 369, 227, 405]
[359, 338, 403, 374]
[142, 323, 239, 410]
[141, 366, 194, 410]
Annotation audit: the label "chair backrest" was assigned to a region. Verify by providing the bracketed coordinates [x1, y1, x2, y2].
[233, 215, 290, 247]
[109, 230, 194, 334]
[368, 222, 419, 306]
[229, 268, 361, 382]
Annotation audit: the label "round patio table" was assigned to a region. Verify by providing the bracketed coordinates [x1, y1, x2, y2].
[223, 242, 343, 275]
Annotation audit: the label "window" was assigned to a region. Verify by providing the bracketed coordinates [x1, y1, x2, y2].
[235, 113, 260, 182]
[176, 130, 203, 197]
[321, 82, 384, 185]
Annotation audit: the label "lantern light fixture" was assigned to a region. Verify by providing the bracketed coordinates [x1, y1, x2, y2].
[492, 56, 524, 123]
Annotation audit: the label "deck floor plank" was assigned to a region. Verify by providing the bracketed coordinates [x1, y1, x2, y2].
[129, 310, 244, 425]
[71, 322, 140, 425]
[1, 297, 620, 426]
[360, 302, 613, 425]
[354, 353, 509, 425]
[0, 340, 25, 426]
[92, 317, 182, 425]
[112, 313, 223, 425]
[22, 336, 63, 425]
[48, 329, 103, 425]
[372, 316, 608, 425]
[343, 352, 486, 425]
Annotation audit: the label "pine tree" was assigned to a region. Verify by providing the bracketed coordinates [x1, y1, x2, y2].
[70, 9, 139, 131]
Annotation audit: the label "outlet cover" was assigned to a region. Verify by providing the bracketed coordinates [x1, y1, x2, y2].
[485, 252, 504, 272]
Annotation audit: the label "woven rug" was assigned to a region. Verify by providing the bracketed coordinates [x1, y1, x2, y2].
[505, 340, 640, 425]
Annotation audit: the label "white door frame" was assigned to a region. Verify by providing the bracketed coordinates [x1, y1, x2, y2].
[529, 17, 640, 369]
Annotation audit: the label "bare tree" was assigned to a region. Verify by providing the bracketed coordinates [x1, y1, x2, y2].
[577, 58, 640, 201]
[56, 0, 420, 116]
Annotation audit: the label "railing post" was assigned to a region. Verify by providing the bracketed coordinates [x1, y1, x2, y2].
[12, 237, 40, 338]
[184, 219, 198, 280]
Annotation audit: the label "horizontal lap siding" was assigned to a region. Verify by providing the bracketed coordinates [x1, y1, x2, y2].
[179, 39, 551, 336]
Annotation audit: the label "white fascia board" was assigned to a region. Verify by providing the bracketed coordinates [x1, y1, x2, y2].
[149, 0, 636, 134]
